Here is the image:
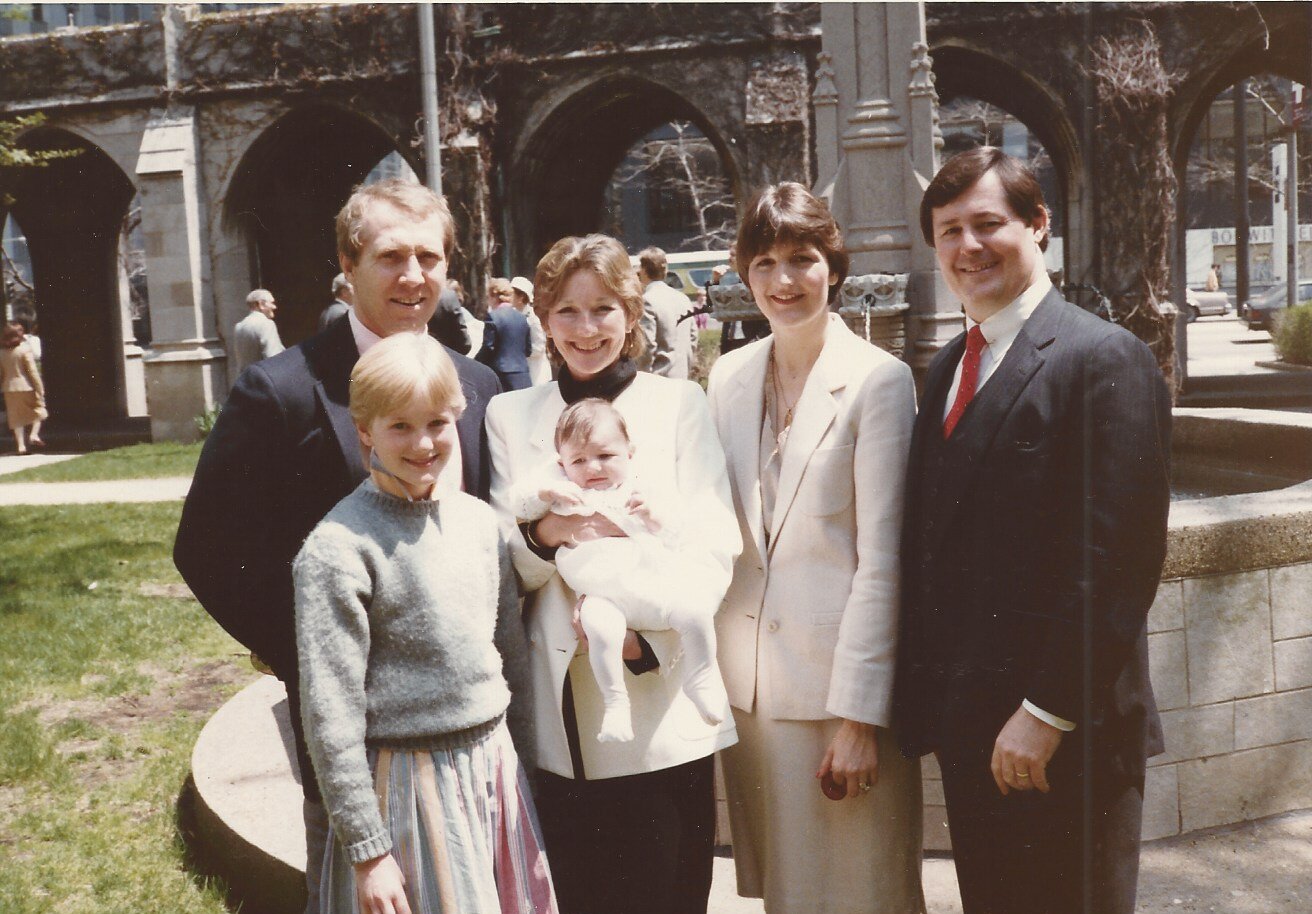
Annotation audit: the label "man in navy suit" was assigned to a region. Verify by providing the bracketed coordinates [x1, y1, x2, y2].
[477, 290, 533, 390]
[174, 179, 500, 913]
[892, 148, 1171, 914]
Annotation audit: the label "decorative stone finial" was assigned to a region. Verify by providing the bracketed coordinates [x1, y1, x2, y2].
[813, 52, 838, 105]
[908, 42, 937, 98]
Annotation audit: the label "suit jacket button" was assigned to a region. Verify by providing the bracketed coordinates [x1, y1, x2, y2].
[766, 621, 779, 633]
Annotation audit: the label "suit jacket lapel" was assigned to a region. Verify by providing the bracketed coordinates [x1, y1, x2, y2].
[310, 318, 367, 483]
[930, 294, 1060, 550]
[768, 321, 844, 551]
[726, 340, 771, 565]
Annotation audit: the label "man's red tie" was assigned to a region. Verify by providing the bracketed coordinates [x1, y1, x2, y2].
[943, 325, 986, 438]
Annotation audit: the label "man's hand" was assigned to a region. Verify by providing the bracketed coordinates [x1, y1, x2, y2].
[353, 853, 411, 914]
[991, 705, 1063, 795]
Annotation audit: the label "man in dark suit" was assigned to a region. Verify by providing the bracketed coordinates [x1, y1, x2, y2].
[891, 147, 1171, 914]
[477, 294, 533, 391]
[174, 178, 500, 913]
[427, 281, 472, 354]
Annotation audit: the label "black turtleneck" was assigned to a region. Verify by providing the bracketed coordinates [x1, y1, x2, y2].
[556, 357, 638, 405]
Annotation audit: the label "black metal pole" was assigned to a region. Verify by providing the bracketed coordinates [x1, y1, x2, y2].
[1235, 79, 1251, 312]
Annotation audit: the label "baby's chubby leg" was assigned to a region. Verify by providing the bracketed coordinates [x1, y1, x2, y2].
[666, 606, 727, 726]
[578, 596, 634, 743]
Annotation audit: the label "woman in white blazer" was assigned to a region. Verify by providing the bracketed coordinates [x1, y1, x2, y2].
[707, 184, 925, 914]
[485, 234, 741, 914]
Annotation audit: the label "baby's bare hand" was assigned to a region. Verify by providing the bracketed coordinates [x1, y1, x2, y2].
[626, 492, 662, 533]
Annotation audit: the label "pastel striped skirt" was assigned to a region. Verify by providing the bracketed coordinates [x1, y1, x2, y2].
[318, 720, 558, 914]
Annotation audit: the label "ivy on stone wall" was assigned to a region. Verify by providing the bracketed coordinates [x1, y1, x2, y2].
[1089, 17, 1181, 391]
[0, 22, 164, 104]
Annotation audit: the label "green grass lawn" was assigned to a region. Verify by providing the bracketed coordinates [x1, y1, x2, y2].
[1, 443, 203, 484]
[0, 502, 253, 913]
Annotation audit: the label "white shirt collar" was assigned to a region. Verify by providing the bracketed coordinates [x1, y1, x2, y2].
[347, 308, 383, 355]
[966, 273, 1053, 350]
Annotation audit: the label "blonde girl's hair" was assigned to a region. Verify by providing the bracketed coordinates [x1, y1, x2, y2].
[532, 234, 648, 365]
[349, 333, 466, 428]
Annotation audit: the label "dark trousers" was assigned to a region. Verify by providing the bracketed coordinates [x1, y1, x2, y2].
[535, 756, 715, 914]
[937, 735, 1145, 914]
[497, 370, 532, 391]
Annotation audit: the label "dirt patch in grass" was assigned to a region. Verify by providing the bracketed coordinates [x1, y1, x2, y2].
[138, 581, 196, 601]
[26, 658, 254, 790]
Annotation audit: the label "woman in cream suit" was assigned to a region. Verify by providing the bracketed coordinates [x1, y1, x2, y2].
[486, 234, 740, 914]
[707, 184, 925, 914]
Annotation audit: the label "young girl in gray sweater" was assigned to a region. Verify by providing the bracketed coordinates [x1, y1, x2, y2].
[293, 333, 556, 914]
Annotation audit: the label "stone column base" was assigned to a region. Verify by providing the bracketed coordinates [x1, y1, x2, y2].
[142, 340, 227, 443]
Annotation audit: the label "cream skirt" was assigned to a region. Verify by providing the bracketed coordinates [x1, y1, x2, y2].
[721, 711, 926, 914]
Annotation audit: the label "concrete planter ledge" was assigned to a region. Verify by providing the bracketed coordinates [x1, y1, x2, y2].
[189, 675, 305, 914]
[192, 409, 1311, 863]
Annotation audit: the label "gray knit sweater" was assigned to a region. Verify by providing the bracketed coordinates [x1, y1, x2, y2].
[293, 479, 530, 864]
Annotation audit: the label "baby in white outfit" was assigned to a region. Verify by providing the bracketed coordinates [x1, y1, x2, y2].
[512, 397, 726, 742]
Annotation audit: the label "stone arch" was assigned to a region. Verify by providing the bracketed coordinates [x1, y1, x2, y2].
[1170, 4, 1311, 168]
[506, 72, 745, 265]
[1168, 16, 1312, 315]
[223, 104, 413, 346]
[0, 125, 139, 425]
[928, 42, 1085, 278]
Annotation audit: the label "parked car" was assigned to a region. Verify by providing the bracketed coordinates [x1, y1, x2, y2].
[1185, 288, 1231, 321]
[1244, 280, 1312, 330]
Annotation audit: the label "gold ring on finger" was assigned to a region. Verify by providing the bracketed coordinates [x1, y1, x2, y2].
[1016, 772, 1030, 779]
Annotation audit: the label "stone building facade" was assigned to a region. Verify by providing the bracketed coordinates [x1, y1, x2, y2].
[1, 3, 1309, 439]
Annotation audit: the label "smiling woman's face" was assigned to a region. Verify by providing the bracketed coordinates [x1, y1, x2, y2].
[747, 240, 836, 333]
[544, 269, 636, 380]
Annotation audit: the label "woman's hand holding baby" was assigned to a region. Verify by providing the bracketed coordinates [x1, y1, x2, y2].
[572, 596, 643, 660]
[535, 510, 625, 548]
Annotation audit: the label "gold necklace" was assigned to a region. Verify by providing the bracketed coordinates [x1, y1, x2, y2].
[770, 349, 799, 431]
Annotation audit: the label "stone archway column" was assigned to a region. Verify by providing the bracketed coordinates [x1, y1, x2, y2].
[137, 108, 226, 443]
[813, 1, 958, 378]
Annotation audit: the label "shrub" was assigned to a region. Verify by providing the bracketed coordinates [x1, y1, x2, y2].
[1272, 301, 1312, 366]
[194, 403, 222, 439]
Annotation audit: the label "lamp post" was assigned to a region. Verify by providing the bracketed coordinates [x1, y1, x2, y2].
[417, 3, 442, 195]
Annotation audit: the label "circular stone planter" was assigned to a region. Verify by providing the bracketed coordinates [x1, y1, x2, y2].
[190, 409, 1312, 866]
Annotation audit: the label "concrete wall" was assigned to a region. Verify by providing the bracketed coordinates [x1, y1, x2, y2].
[1141, 564, 1312, 838]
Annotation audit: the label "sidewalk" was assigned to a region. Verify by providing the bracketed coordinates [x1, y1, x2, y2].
[0, 453, 190, 505]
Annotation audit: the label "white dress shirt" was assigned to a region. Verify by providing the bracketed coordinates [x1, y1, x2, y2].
[941, 276, 1075, 733]
[941, 274, 1052, 423]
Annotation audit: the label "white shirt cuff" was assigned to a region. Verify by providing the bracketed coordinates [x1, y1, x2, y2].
[1023, 699, 1076, 732]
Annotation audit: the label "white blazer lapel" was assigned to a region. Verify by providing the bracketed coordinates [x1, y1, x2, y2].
[529, 385, 566, 457]
[727, 341, 771, 565]
[768, 320, 846, 550]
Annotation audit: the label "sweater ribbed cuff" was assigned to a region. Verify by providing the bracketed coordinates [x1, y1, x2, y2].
[344, 831, 393, 865]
